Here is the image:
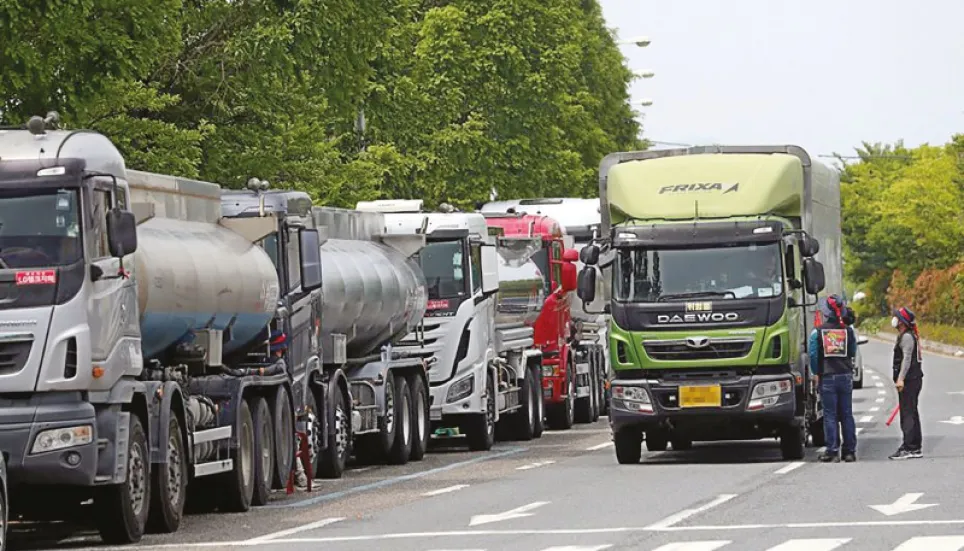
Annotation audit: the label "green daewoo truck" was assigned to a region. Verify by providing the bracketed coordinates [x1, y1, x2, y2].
[576, 145, 843, 462]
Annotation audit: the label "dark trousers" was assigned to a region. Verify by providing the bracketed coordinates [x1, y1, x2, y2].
[899, 377, 923, 451]
[821, 373, 857, 454]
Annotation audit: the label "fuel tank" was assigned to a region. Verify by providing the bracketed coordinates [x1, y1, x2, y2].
[128, 171, 280, 360]
[314, 207, 429, 358]
[495, 238, 545, 327]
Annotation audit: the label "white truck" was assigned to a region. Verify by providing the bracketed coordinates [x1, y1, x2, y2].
[355, 200, 546, 450]
[0, 116, 325, 543]
[481, 198, 611, 416]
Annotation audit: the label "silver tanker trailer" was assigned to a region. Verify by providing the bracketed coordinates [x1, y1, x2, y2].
[354, 200, 545, 452]
[0, 116, 322, 544]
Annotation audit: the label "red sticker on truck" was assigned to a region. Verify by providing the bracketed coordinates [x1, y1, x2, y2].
[15, 270, 57, 286]
[426, 299, 450, 310]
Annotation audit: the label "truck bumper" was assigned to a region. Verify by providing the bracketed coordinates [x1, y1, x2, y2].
[429, 367, 486, 422]
[609, 372, 799, 440]
[0, 393, 98, 486]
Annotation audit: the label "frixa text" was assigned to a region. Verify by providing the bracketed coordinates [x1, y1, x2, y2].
[656, 312, 740, 324]
[658, 183, 739, 194]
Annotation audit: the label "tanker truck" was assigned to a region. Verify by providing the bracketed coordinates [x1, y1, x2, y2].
[310, 206, 433, 467]
[576, 145, 841, 463]
[481, 198, 611, 417]
[0, 117, 323, 544]
[354, 200, 545, 451]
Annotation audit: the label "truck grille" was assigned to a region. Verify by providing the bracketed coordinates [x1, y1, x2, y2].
[0, 339, 32, 375]
[643, 338, 753, 361]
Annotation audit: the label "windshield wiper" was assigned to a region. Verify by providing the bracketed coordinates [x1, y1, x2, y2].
[657, 291, 736, 302]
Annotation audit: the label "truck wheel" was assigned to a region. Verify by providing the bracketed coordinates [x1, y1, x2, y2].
[95, 414, 150, 544]
[270, 386, 294, 490]
[780, 425, 805, 460]
[511, 369, 536, 441]
[671, 437, 693, 451]
[147, 415, 186, 533]
[407, 374, 430, 461]
[531, 365, 545, 438]
[574, 362, 593, 424]
[250, 397, 274, 506]
[467, 374, 496, 451]
[596, 349, 610, 417]
[547, 366, 575, 430]
[645, 430, 668, 452]
[614, 429, 642, 464]
[219, 400, 254, 512]
[386, 373, 414, 464]
[590, 366, 600, 422]
[319, 386, 349, 478]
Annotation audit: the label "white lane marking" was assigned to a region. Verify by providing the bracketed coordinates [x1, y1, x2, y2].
[893, 536, 964, 550]
[876, 397, 885, 403]
[856, 427, 864, 435]
[517, 460, 556, 470]
[243, 517, 345, 543]
[423, 484, 469, 496]
[541, 546, 613, 551]
[878, 390, 887, 395]
[651, 542, 730, 551]
[774, 461, 805, 474]
[859, 415, 874, 423]
[940, 416, 964, 425]
[425, 549, 486, 551]
[870, 407, 881, 412]
[766, 538, 851, 551]
[646, 494, 738, 530]
[870, 493, 939, 516]
[469, 501, 550, 526]
[587, 441, 614, 451]
[875, 382, 884, 388]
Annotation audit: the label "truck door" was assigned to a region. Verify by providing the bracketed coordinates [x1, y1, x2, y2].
[282, 224, 315, 407]
[86, 183, 140, 365]
[549, 239, 569, 349]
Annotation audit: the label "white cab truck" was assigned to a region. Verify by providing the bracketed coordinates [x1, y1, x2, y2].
[355, 200, 545, 451]
[0, 117, 325, 544]
[481, 198, 611, 416]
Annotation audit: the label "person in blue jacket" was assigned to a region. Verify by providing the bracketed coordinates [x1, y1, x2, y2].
[808, 294, 858, 462]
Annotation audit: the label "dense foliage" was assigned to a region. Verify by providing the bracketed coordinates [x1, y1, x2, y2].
[837, 135, 964, 326]
[1, 0, 642, 208]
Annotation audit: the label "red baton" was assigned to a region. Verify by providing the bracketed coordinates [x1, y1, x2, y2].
[885, 404, 900, 426]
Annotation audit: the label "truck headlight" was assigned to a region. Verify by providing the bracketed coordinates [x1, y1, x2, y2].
[747, 380, 792, 411]
[446, 374, 474, 403]
[612, 385, 653, 413]
[542, 365, 559, 378]
[31, 425, 93, 454]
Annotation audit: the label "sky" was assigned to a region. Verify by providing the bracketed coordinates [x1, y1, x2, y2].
[598, 0, 964, 164]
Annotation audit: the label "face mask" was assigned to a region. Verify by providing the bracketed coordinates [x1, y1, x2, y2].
[891, 316, 899, 328]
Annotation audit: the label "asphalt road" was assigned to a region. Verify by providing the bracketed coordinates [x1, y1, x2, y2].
[13, 339, 964, 551]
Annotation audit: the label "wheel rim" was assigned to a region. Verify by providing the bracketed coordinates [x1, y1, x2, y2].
[241, 418, 253, 487]
[308, 411, 322, 467]
[335, 404, 348, 460]
[167, 432, 183, 506]
[385, 382, 395, 434]
[415, 388, 427, 442]
[567, 377, 575, 418]
[260, 419, 272, 487]
[400, 391, 411, 444]
[129, 439, 147, 517]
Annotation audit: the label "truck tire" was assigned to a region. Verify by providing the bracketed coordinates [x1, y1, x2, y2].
[407, 374, 430, 461]
[319, 385, 349, 478]
[780, 425, 805, 460]
[596, 348, 610, 417]
[510, 369, 536, 441]
[645, 429, 668, 452]
[467, 373, 496, 451]
[590, 365, 600, 422]
[386, 373, 414, 464]
[270, 386, 295, 490]
[250, 397, 274, 506]
[1, 470, 6, 551]
[614, 429, 642, 464]
[95, 414, 150, 544]
[547, 364, 575, 430]
[218, 400, 254, 513]
[574, 360, 594, 424]
[531, 364, 545, 438]
[147, 415, 186, 533]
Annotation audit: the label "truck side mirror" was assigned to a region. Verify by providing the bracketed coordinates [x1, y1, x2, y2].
[299, 228, 323, 292]
[803, 258, 825, 295]
[480, 243, 499, 293]
[577, 267, 596, 302]
[106, 208, 137, 257]
[579, 244, 600, 266]
[561, 262, 577, 293]
[800, 234, 820, 257]
[562, 248, 579, 262]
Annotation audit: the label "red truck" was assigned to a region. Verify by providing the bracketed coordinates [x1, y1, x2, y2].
[483, 212, 603, 430]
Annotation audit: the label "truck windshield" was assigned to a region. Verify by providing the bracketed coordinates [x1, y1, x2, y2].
[528, 247, 552, 295]
[0, 189, 82, 269]
[416, 240, 468, 300]
[613, 242, 784, 302]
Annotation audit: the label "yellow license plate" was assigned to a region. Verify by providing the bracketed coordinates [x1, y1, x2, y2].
[679, 385, 722, 408]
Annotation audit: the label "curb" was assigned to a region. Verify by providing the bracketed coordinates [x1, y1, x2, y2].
[870, 330, 964, 358]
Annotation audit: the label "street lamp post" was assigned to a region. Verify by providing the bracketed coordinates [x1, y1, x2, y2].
[617, 35, 651, 48]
